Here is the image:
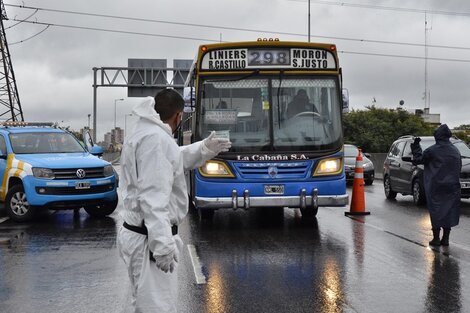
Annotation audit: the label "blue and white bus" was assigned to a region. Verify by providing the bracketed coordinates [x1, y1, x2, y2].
[182, 39, 348, 219]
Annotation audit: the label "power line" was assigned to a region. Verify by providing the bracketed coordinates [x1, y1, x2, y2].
[10, 18, 222, 43]
[5, 8, 37, 29]
[6, 3, 470, 51]
[10, 24, 49, 45]
[10, 18, 470, 63]
[289, 0, 470, 17]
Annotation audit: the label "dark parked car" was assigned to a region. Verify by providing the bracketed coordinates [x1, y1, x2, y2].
[383, 135, 470, 205]
[344, 144, 375, 185]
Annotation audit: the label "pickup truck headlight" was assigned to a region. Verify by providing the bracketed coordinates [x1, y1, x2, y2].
[199, 160, 234, 177]
[32, 168, 55, 179]
[313, 158, 343, 176]
[103, 165, 114, 177]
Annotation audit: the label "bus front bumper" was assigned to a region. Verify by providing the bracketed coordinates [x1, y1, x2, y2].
[195, 188, 349, 210]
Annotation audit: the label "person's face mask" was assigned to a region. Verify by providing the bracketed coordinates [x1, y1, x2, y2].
[172, 111, 183, 135]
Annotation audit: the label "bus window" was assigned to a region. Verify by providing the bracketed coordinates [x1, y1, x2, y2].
[200, 79, 270, 149]
[272, 78, 341, 150]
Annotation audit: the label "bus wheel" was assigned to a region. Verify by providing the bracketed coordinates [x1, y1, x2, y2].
[6, 184, 36, 222]
[199, 209, 215, 220]
[300, 207, 318, 219]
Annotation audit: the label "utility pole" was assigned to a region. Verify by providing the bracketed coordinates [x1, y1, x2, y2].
[308, 0, 311, 42]
[0, 0, 24, 121]
[424, 12, 431, 112]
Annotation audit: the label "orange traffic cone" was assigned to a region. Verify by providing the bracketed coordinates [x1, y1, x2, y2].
[345, 148, 370, 216]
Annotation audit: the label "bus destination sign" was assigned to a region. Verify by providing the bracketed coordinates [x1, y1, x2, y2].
[201, 48, 337, 70]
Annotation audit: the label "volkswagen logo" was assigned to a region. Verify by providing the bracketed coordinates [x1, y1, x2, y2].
[268, 166, 278, 178]
[76, 169, 86, 179]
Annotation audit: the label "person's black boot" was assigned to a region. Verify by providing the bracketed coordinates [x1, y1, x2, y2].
[429, 228, 441, 246]
[440, 228, 450, 246]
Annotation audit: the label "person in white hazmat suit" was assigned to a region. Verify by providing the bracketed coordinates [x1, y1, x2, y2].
[117, 89, 231, 312]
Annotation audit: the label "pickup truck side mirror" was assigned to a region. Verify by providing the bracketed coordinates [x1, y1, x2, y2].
[89, 145, 104, 157]
[402, 156, 412, 162]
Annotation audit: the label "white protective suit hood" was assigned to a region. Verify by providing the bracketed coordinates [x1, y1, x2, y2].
[131, 96, 173, 136]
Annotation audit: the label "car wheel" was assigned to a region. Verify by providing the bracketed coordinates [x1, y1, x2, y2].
[384, 176, 397, 200]
[84, 198, 118, 218]
[365, 179, 374, 186]
[300, 206, 318, 219]
[412, 179, 426, 205]
[6, 184, 36, 222]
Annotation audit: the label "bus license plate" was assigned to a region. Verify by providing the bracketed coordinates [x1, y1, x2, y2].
[264, 185, 284, 195]
[75, 181, 91, 189]
[461, 182, 470, 188]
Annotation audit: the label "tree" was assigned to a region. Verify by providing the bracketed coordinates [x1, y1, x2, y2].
[343, 106, 434, 153]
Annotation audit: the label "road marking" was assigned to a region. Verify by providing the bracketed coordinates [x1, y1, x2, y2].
[0, 217, 9, 224]
[187, 244, 207, 285]
[346, 215, 470, 262]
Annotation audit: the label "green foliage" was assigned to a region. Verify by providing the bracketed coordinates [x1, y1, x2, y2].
[343, 106, 434, 153]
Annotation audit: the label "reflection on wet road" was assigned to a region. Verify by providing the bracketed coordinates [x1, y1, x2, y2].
[0, 182, 469, 312]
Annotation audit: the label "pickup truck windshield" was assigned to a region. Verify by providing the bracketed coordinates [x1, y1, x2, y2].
[9, 132, 86, 154]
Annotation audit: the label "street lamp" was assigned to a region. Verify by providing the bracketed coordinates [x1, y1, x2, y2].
[114, 98, 124, 129]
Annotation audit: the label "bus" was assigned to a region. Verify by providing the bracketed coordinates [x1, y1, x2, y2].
[182, 39, 349, 219]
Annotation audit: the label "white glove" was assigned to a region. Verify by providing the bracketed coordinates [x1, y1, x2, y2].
[154, 250, 177, 273]
[203, 131, 232, 154]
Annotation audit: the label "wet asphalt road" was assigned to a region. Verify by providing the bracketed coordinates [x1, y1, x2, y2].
[1, 180, 470, 313]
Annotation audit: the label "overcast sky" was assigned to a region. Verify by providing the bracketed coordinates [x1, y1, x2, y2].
[4, 0, 470, 140]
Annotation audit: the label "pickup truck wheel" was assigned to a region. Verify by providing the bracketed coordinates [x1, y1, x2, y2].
[6, 185, 36, 222]
[84, 198, 118, 218]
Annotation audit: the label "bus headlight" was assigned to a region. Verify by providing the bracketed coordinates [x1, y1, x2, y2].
[32, 168, 55, 179]
[313, 158, 343, 176]
[199, 161, 234, 177]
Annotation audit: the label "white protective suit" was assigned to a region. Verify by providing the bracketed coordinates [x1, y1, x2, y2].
[117, 97, 220, 312]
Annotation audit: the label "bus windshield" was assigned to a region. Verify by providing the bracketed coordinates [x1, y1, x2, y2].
[198, 76, 342, 152]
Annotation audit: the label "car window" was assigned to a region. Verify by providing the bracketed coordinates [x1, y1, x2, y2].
[454, 141, 470, 158]
[344, 145, 359, 157]
[403, 142, 412, 157]
[389, 141, 405, 157]
[9, 132, 85, 154]
[388, 143, 397, 157]
[0, 135, 6, 155]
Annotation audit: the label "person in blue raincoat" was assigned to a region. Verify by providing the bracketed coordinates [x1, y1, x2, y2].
[410, 124, 461, 246]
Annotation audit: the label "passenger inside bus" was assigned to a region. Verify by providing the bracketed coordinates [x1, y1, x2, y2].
[216, 100, 228, 109]
[285, 89, 319, 119]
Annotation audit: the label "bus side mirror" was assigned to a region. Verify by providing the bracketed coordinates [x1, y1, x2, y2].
[342, 88, 349, 113]
[183, 87, 196, 113]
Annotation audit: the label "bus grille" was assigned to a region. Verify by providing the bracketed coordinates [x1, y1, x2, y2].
[52, 167, 105, 179]
[234, 161, 310, 179]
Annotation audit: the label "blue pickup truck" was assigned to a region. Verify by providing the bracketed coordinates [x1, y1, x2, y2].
[0, 122, 118, 222]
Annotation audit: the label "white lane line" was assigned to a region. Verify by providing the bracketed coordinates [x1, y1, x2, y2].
[187, 244, 207, 285]
[0, 217, 9, 224]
